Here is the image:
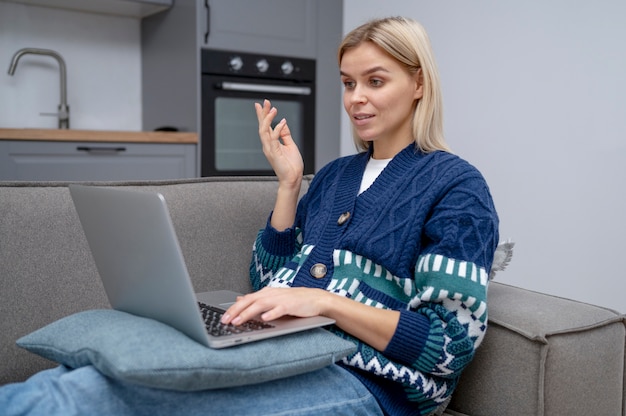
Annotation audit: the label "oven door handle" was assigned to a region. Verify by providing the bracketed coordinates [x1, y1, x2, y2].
[219, 82, 311, 96]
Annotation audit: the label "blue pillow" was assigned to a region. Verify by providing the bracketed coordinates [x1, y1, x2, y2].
[16, 309, 355, 391]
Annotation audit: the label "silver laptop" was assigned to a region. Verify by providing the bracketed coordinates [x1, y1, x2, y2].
[68, 184, 334, 349]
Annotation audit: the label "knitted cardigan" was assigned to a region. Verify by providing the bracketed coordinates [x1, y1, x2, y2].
[250, 144, 499, 416]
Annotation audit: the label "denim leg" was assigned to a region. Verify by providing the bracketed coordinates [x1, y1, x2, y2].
[0, 364, 383, 416]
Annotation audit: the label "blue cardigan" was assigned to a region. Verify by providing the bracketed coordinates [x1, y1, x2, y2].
[251, 144, 499, 416]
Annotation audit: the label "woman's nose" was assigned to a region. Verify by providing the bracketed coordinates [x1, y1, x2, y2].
[349, 87, 367, 104]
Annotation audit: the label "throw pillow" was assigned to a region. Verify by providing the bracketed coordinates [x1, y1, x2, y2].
[16, 309, 356, 391]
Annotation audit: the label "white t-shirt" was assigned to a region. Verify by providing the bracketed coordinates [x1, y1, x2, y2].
[359, 157, 392, 195]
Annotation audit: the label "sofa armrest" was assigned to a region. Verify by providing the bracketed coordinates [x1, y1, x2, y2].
[449, 282, 625, 415]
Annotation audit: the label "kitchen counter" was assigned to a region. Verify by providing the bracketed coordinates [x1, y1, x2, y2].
[0, 128, 197, 144]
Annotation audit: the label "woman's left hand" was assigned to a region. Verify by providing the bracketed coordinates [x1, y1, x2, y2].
[221, 287, 328, 326]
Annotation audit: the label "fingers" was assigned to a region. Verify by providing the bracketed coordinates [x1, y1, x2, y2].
[254, 99, 303, 183]
[275, 118, 295, 146]
[221, 290, 276, 325]
[255, 99, 277, 132]
[256, 100, 281, 148]
[256, 100, 289, 134]
[221, 287, 325, 327]
[255, 100, 295, 158]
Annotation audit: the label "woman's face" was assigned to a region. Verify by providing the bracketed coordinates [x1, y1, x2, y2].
[340, 42, 422, 158]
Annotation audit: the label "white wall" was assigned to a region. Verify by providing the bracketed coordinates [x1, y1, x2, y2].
[0, 1, 141, 130]
[343, 0, 626, 312]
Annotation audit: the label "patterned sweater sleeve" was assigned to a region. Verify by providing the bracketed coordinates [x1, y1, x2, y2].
[249, 215, 303, 291]
[384, 174, 499, 379]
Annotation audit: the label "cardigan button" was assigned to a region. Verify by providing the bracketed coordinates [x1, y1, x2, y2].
[337, 212, 351, 225]
[310, 263, 327, 279]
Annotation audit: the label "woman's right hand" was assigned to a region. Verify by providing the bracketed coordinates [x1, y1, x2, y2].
[256, 99, 304, 187]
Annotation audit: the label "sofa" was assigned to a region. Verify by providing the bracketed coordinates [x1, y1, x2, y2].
[1, 176, 624, 415]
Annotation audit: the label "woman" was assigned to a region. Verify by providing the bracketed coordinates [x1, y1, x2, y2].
[1, 16, 498, 416]
[221, 16, 499, 415]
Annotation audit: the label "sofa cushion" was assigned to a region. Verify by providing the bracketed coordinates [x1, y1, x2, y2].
[16, 309, 356, 391]
[448, 282, 625, 415]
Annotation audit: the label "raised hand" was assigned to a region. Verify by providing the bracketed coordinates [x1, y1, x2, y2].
[255, 99, 304, 186]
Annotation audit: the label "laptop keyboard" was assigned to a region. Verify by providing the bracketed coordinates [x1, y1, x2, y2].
[198, 301, 275, 337]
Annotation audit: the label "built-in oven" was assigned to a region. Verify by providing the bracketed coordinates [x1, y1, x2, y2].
[201, 49, 315, 176]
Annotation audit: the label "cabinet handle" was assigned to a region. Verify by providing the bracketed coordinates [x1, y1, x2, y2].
[76, 146, 127, 154]
[204, 0, 211, 44]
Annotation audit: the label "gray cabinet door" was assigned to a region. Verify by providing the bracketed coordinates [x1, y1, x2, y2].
[0, 141, 196, 181]
[204, 0, 317, 58]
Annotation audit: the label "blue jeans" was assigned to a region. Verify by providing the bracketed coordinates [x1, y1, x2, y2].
[0, 364, 383, 416]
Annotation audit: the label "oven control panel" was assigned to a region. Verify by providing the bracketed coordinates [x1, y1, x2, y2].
[202, 49, 315, 82]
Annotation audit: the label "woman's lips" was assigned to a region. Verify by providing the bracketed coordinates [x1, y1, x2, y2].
[352, 113, 374, 125]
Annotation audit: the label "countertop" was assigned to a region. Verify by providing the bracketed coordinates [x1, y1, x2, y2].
[0, 128, 198, 144]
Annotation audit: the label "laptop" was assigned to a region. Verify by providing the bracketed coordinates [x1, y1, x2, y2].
[68, 184, 335, 349]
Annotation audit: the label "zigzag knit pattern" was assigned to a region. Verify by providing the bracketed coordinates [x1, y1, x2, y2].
[249, 144, 499, 416]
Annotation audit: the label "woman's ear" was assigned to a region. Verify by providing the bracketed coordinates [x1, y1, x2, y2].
[414, 68, 424, 100]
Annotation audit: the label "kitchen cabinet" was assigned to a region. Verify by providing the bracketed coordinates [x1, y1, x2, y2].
[0, 140, 196, 181]
[141, 0, 343, 172]
[5, 0, 172, 18]
[204, 0, 316, 58]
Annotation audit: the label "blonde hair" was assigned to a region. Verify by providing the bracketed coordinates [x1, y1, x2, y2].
[338, 16, 450, 153]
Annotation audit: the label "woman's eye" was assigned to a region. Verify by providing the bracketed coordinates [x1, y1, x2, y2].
[370, 78, 383, 87]
[343, 80, 355, 89]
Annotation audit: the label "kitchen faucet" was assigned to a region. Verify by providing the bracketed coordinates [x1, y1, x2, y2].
[8, 48, 70, 129]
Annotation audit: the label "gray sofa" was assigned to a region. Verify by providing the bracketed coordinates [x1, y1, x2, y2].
[1, 177, 624, 415]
